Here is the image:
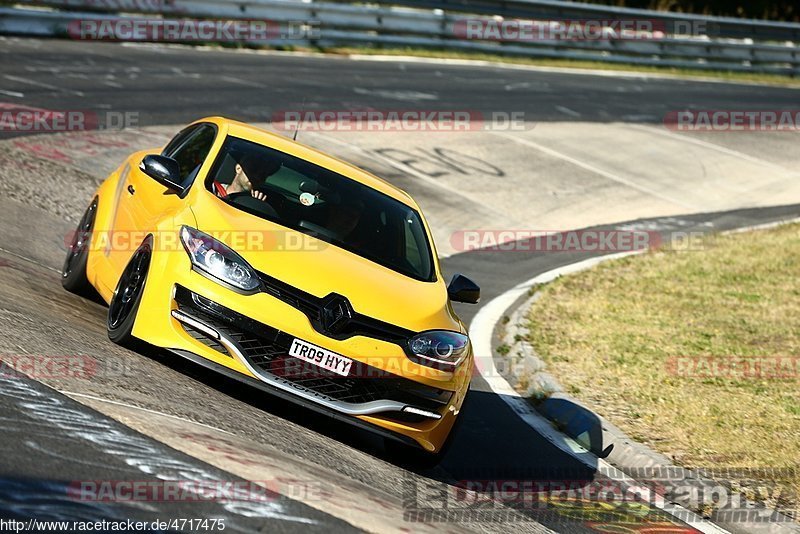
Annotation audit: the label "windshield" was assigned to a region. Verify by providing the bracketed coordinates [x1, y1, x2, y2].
[205, 136, 435, 282]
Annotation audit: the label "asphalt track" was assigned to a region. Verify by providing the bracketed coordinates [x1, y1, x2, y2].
[2, 37, 800, 130]
[0, 37, 799, 533]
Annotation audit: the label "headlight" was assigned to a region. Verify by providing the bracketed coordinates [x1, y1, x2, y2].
[408, 330, 469, 369]
[180, 226, 260, 292]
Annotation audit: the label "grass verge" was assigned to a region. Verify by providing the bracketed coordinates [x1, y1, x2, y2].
[87, 40, 800, 88]
[322, 46, 800, 88]
[525, 223, 800, 511]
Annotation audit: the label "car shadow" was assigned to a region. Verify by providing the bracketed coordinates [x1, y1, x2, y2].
[534, 395, 614, 459]
[141, 344, 694, 532]
[131, 341, 618, 530]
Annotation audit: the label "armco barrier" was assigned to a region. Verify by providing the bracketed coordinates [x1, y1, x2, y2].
[2, 0, 799, 76]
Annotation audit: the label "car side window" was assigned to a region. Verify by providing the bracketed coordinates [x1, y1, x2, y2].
[162, 125, 200, 158]
[167, 125, 217, 185]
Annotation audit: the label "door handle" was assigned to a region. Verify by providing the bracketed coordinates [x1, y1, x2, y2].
[127, 184, 135, 195]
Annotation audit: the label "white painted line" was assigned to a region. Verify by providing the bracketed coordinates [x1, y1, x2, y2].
[470, 251, 642, 397]
[722, 216, 800, 235]
[503, 81, 532, 91]
[4, 74, 84, 97]
[353, 87, 439, 101]
[470, 214, 800, 532]
[621, 114, 658, 122]
[60, 390, 234, 435]
[469, 249, 731, 534]
[0, 246, 60, 273]
[492, 131, 698, 210]
[631, 124, 800, 175]
[303, 132, 513, 248]
[226, 76, 264, 88]
[170, 67, 200, 79]
[25, 440, 134, 473]
[555, 105, 582, 118]
[345, 54, 800, 89]
[0, 89, 24, 98]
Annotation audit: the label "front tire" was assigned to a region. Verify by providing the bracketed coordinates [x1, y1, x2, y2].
[62, 197, 98, 296]
[385, 392, 468, 470]
[107, 240, 151, 346]
[384, 438, 445, 470]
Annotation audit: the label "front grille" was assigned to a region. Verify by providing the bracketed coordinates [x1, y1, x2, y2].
[255, 270, 414, 346]
[174, 286, 451, 413]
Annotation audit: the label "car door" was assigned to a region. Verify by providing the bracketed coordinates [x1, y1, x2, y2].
[107, 124, 217, 280]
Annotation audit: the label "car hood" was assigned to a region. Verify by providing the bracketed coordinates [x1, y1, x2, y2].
[189, 193, 461, 334]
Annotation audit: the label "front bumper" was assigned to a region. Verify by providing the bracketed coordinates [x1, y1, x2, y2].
[132, 250, 472, 452]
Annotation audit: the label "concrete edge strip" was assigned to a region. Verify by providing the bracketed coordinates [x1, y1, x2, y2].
[60, 390, 235, 435]
[470, 215, 800, 534]
[344, 53, 800, 89]
[467, 251, 734, 534]
[62, 390, 428, 534]
[0, 369, 329, 527]
[497, 215, 800, 398]
[470, 252, 728, 533]
[719, 216, 800, 235]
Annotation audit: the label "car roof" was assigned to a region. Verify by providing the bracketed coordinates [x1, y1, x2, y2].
[194, 116, 418, 208]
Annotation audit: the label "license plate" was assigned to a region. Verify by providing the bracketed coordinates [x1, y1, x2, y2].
[288, 338, 353, 377]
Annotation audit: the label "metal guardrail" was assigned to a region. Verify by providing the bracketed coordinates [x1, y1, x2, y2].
[355, 0, 800, 42]
[1, 0, 799, 76]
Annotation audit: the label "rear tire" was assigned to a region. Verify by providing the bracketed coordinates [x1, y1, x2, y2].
[62, 197, 98, 296]
[107, 240, 151, 347]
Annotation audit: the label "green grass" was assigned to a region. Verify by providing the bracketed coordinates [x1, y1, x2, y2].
[526, 223, 800, 511]
[56, 35, 800, 87]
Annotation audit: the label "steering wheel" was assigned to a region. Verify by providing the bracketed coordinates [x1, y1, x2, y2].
[225, 191, 280, 219]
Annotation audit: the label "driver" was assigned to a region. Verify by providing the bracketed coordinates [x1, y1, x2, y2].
[328, 200, 364, 241]
[213, 154, 280, 200]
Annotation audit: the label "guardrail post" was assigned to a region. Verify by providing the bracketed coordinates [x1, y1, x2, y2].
[2, 1, 800, 76]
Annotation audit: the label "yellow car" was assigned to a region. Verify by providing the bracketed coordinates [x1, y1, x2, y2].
[62, 117, 480, 461]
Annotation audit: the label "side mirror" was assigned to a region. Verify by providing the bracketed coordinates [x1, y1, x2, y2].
[448, 274, 480, 304]
[139, 155, 182, 192]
